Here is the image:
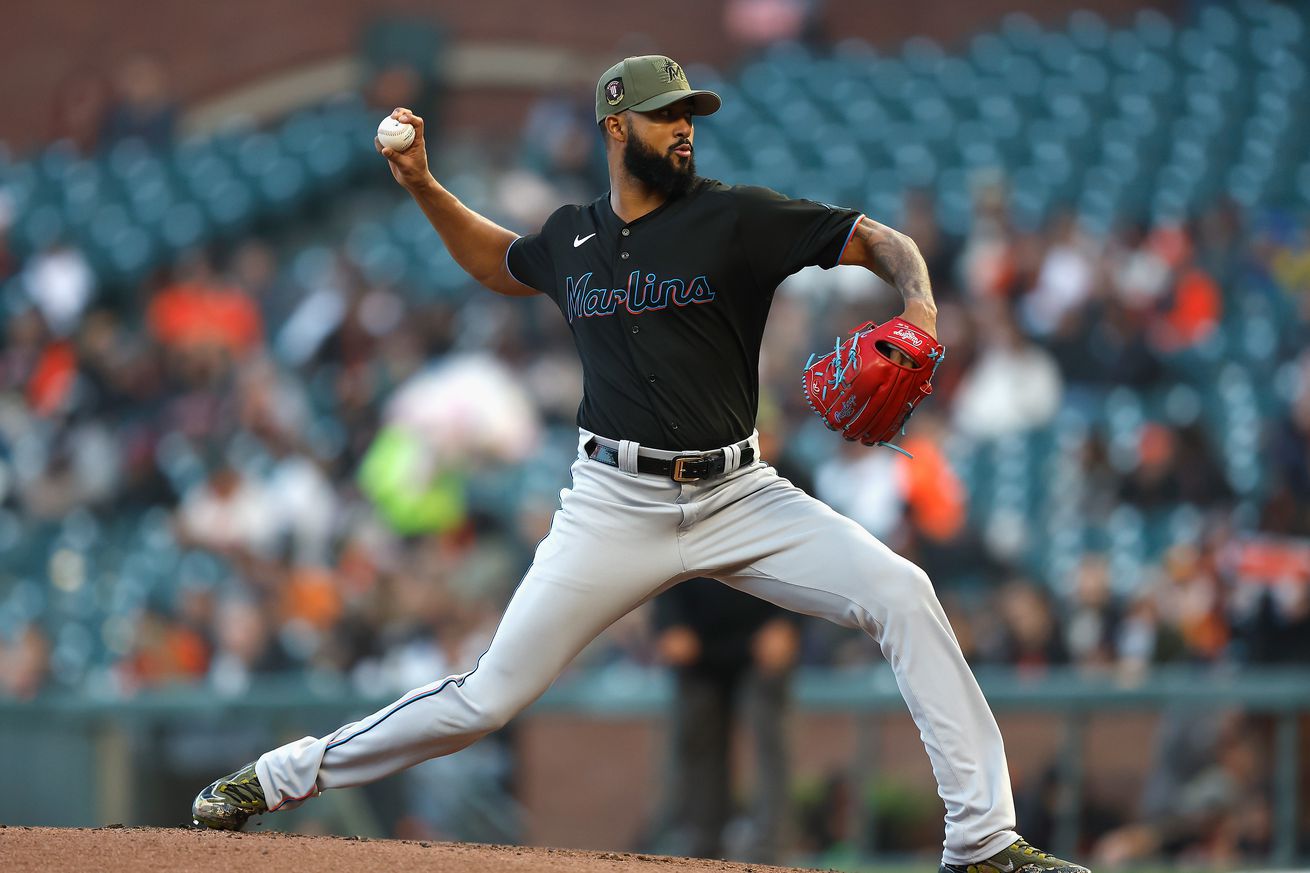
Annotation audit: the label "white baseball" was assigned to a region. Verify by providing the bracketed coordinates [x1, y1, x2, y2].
[377, 117, 415, 152]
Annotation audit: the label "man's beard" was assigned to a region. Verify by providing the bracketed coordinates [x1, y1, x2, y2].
[623, 123, 696, 198]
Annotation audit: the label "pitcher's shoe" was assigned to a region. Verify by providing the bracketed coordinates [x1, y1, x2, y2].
[191, 762, 267, 830]
[940, 838, 1090, 873]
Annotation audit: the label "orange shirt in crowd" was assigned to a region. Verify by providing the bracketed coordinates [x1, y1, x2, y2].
[899, 434, 966, 543]
[147, 282, 263, 353]
[1159, 267, 1222, 349]
[280, 565, 344, 632]
[27, 340, 77, 415]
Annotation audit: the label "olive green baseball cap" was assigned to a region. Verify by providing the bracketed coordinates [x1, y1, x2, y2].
[595, 55, 722, 123]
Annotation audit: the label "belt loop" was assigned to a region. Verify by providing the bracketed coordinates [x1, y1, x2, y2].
[747, 430, 760, 462]
[617, 439, 640, 477]
[722, 441, 742, 473]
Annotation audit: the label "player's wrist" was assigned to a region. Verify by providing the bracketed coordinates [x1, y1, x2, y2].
[403, 173, 440, 197]
[900, 298, 937, 317]
[899, 301, 938, 336]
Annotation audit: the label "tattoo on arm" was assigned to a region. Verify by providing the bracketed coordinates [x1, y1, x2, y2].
[849, 217, 935, 309]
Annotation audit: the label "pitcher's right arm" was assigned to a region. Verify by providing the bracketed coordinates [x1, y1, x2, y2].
[376, 107, 537, 298]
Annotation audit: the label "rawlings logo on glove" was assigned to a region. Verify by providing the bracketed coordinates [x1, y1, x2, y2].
[801, 317, 945, 456]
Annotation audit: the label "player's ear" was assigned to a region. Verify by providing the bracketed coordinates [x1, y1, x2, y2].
[602, 114, 626, 144]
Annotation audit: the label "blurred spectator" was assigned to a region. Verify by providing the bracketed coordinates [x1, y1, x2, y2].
[147, 254, 263, 357]
[176, 461, 277, 557]
[1152, 256, 1222, 353]
[951, 304, 1062, 439]
[114, 605, 210, 694]
[359, 16, 446, 122]
[99, 54, 178, 148]
[896, 411, 998, 587]
[978, 578, 1067, 669]
[22, 241, 95, 338]
[267, 451, 338, 564]
[1156, 544, 1229, 663]
[959, 174, 1016, 300]
[1194, 200, 1245, 291]
[1049, 296, 1165, 392]
[651, 578, 799, 864]
[814, 439, 904, 541]
[1116, 585, 1188, 676]
[231, 241, 295, 329]
[208, 597, 294, 697]
[75, 308, 150, 416]
[1111, 223, 1172, 310]
[724, 0, 823, 49]
[0, 622, 52, 700]
[1172, 425, 1235, 507]
[25, 334, 78, 418]
[518, 92, 606, 207]
[1095, 711, 1271, 866]
[1, 308, 50, 397]
[18, 412, 121, 518]
[1239, 581, 1310, 664]
[1063, 554, 1121, 670]
[903, 189, 963, 302]
[1022, 212, 1097, 339]
[898, 413, 966, 543]
[1118, 423, 1232, 510]
[49, 70, 111, 154]
[1075, 435, 1121, 522]
[0, 188, 15, 282]
[1262, 356, 1310, 535]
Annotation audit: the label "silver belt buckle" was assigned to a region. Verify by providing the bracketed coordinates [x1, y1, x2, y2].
[671, 453, 706, 483]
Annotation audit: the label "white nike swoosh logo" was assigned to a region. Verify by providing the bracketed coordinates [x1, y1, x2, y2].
[995, 861, 1016, 872]
[573, 233, 596, 247]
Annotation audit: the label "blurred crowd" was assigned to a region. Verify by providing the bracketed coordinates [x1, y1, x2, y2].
[49, 53, 181, 156]
[2, 75, 1310, 695]
[1, 55, 1309, 863]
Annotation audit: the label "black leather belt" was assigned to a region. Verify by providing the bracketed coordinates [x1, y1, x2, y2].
[584, 439, 755, 483]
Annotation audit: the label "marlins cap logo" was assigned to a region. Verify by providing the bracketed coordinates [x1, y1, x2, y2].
[605, 77, 624, 105]
[659, 58, 686, 84]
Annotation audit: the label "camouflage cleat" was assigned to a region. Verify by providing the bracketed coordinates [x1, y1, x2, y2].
[940, 838, 1090, 873]
[191, 762, 267, 831]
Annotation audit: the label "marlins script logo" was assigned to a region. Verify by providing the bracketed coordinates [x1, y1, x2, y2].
[564, 270, 716, 323]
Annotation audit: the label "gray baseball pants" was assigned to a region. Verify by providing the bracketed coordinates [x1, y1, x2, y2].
[255, 430, 1018, 863]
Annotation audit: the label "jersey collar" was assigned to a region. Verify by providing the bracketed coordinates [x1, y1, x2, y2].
[598, 176, 708, 230]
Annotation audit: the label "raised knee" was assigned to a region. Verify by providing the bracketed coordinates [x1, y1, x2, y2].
[881, 560, 937, 615]
[463, 698, 516, 735]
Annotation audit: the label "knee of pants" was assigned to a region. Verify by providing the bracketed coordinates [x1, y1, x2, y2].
[871, 558, 938, 619]
[458, 696, 518, 736]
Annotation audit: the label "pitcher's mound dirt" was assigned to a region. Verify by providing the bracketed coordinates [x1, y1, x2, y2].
[0, 825, 834, 873]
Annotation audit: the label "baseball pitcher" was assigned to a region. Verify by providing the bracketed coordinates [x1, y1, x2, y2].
[193, 55, 1088, 873]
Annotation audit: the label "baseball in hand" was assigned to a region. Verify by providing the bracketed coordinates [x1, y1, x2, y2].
[377, 117, 415, 152]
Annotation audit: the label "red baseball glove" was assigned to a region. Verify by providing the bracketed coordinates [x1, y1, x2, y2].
[801, 317, 945, 455]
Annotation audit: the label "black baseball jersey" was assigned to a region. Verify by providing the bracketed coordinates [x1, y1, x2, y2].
[506, 177, 862, 450]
